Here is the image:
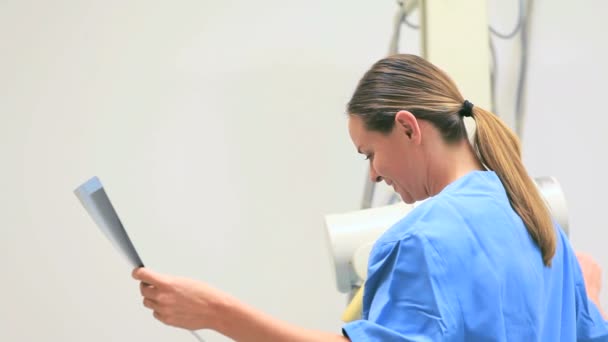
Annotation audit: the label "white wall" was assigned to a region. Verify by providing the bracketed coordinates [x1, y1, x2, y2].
[1, 1, 606, 341]
[0, 1, 395, 341]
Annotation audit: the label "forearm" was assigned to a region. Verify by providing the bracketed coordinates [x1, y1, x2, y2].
[214, 296, 349, 342]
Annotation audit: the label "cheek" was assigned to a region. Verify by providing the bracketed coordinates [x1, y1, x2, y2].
[388, 158, 409, 183]
[392, 160, 418, 196]
[373, 157, 393, 180]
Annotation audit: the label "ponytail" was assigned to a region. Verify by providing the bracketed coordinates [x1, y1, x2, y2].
[472, 106, 556, 266]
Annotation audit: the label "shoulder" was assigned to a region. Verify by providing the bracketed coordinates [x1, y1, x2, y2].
[370, 171, 514, 268]
[363, 201, 463, 335]
[367, 197, 457, 274]
[373, 194, 465, 251]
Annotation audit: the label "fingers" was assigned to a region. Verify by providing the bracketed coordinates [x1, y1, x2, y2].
[141, 286, 166, 322]
[140, 282, 158, 299]
[134, 268, 175, 326]
[140, 283, 166, 321]
[132, 267, 169, 288]
[143, 297, 157, 310]
[153, 311, 168, 325]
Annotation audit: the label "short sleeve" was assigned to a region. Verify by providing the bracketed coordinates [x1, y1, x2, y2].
[342, 233, 459, 341]
[575, 285, 608, 342]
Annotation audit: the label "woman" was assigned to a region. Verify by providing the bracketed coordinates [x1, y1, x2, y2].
[133, 54, 607, 341]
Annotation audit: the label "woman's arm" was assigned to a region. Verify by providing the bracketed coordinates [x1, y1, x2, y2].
[132, 268, 349, 342]
[576, 252, 606, 319]
[217, 297, 349, 342]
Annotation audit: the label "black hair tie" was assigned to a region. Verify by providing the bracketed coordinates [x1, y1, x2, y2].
[459, 100, 474, 117]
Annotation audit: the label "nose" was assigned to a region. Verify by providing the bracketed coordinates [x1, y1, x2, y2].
[370, 167, 383, 183]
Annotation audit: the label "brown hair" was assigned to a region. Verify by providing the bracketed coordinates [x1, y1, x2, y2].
[348, 54, 556, 266]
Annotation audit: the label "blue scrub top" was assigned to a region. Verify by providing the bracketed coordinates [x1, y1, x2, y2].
[343, 171, 608, 341]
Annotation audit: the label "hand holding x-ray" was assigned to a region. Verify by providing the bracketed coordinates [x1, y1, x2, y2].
[74, 177, 206, 342]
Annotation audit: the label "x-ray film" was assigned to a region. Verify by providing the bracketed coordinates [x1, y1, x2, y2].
[74, 177, 144, 268]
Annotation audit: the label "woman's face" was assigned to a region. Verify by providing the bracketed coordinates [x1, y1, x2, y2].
[348, 113, 427, 204]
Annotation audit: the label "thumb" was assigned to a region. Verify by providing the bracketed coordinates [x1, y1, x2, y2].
[132, 267, 168, 287]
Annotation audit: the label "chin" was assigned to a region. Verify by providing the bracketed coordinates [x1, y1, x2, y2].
[399, 192, 416, 205]
[402, 198, 416, 205]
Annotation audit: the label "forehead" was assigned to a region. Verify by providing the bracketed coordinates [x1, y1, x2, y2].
[347, 115, 365, 144]
[348, 115, 389, 149]
[348, 114, 366, 135]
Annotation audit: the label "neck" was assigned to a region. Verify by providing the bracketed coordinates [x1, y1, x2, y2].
[424, 138, 484, 197]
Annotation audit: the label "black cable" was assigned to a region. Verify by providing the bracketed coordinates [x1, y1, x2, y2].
[403, 10, 419, 30]
[490, 0, 524, 39]
[514, 0, 534, 138]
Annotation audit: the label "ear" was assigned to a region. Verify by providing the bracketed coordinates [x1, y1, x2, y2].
[394, 110, 422, 144]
